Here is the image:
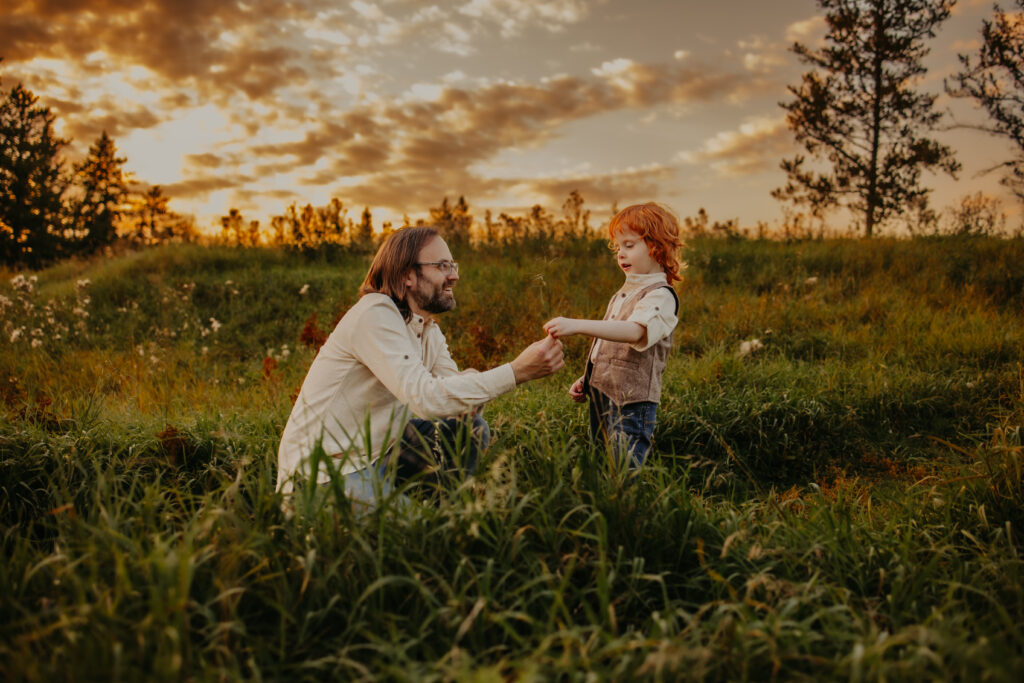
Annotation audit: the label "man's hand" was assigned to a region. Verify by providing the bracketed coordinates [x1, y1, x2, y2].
[543, 317, 579, 339]
[510, 334, 564, 385]
[568, 375, 586, 403]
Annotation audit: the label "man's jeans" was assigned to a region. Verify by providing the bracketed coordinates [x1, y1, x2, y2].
[588, 389, 657, 469]
[343, 413, 490, 507]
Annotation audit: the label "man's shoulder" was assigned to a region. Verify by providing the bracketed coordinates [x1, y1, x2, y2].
[354, 292, 398, 310]
[338, 293, 402, 330]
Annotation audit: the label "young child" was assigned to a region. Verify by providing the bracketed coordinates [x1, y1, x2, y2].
[543, 203, 683, 469]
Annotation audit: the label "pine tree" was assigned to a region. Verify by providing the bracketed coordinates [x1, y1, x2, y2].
[72, 131, 128, 253]
[356, 206, 374, 251]
[947, 0, 1024, 200]
[135, 184, 170, 244]
[774, 0, 960, 236]
[0, 81, 70, 266]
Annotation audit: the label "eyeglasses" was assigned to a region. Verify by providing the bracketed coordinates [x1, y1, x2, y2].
[417, 261, 459, 275]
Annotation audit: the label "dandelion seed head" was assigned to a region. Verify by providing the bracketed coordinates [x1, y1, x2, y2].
[10, 274, 35, 293]
[737, 338, 764, 358]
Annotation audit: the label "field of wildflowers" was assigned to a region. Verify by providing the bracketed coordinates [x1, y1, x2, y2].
[1, 236, 1022, 680]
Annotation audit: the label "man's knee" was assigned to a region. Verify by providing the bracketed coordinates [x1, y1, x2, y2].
[471, 413, 491, 450]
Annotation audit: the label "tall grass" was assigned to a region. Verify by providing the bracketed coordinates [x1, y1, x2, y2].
[1, 236, 1022, 680]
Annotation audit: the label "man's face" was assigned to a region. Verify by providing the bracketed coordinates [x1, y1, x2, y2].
[406, 235, 458, 316]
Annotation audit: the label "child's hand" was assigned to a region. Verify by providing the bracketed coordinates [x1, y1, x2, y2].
[543, 317, 577, 339]
[568, 376, 586, 403]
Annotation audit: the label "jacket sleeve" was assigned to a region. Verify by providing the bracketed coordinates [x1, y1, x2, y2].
[428, 330, 462, 378]
[349, 298, 516, 418]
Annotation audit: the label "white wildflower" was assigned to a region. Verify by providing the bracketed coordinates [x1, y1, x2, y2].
[76, 278, 91, 290]
[10, 327, 23, 343]
[201, 346, 209, 355]
[150, 355, 160, 365]
[804, 276, 818, 287]
[299, 284, 310, 295]
[209, 318, 222, 333]
[31, 339, 42, 348]
[11, 274, 34, 293]
[737, 338, 764, 358]
[225, 280, 233, 286]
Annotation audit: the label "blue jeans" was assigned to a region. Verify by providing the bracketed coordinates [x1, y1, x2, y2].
[388, 414, 490, 490]
[588, 389, 658, 469]
[341, 414, 490, 507]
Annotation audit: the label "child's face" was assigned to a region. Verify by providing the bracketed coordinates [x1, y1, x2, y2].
[613, 228, 661, 276]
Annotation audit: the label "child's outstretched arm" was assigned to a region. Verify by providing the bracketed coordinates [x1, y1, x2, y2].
[544, 317, 646, 345]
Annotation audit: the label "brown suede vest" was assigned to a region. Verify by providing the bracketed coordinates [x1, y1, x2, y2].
[584, 283, 678, 406]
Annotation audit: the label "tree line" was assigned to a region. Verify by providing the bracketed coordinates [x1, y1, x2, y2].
[217, 191, 595, 252]
[0, 62, 198, 268]
[2, 0, 1023, 267]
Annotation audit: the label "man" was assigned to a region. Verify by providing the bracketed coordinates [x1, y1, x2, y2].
[277, 226, 564, 503]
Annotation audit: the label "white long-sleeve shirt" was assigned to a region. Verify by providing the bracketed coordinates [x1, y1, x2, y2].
[590, 271, 678, 361]
[276, 293, 516, 493]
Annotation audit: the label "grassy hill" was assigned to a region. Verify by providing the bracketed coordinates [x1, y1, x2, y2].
[1, 236, 1022, 680]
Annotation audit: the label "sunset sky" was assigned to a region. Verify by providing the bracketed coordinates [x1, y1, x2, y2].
[0, 0, 1016, 233]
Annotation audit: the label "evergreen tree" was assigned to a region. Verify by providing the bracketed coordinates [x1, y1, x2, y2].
[355, 206, 374, 251]
[561, 190, 590, 239]
[774, 0, 960, 236]
[220, 208, 259, 246]
[947, 0, 1024, 201]
[72, 131, 128, 253]
[429, 196, 473, 246]
[0, 80, 70, 266]
[135, 184, 170, 244]
[318, 198, 347, 245]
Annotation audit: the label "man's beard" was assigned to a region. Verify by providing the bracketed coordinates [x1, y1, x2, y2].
[411, 281, 455, 314]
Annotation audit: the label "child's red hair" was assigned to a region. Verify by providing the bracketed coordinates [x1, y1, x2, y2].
[608, 203, 685, 283]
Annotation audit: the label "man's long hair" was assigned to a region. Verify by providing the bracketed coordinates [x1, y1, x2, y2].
[359, 226, 439, 320]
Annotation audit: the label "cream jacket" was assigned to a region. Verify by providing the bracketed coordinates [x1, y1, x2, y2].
[277, 293, 516, 493]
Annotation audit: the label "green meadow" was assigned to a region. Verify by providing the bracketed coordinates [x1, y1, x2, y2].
[1, 236, 1022, 681]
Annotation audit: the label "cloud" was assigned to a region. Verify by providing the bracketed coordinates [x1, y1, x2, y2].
[0, 1, 397, 109]
[679, 116, 794, 177]
[233, 60, 755, 212]
[186, 153, 226, 170]
[163, 174, 250, 199]
[458, 0, 591, 37]
[785, 15, 827, 44]
[512, 164, 676, 209]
